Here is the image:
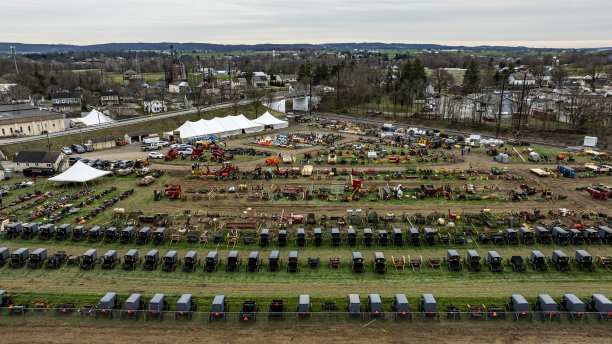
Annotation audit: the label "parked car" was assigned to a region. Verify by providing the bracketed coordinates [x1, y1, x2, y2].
[71, 144, 86, 154]
[141, 143, 161, 152]
[62, 147, 73, 155]
[158, 141, 170, 147]
[178, 147, 193, 155]
[148, 152, 165, 159]
[87, 159, 99, 167]
[68, 157, 81, 166]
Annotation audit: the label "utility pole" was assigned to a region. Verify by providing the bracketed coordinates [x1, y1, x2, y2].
[10, 46, 19, 74]
[516, 72, 527, 134]
[496, 78, 505, 138]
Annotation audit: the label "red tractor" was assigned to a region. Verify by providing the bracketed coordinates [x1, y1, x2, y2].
[164, 185, 181, 199]
[165, 149, 178, 161]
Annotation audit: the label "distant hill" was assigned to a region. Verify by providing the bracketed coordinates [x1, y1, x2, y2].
[0, 42, 603, 54]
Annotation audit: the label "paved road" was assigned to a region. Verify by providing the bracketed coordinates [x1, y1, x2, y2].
[0, 92, 303, 146]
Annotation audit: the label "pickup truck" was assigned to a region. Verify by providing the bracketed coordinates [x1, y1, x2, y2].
[141, 143, 161, 152]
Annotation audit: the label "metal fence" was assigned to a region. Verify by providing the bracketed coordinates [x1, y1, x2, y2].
[1, 308, 610, 328]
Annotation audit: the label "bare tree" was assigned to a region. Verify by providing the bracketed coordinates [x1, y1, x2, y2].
[429, 68, 454, 94]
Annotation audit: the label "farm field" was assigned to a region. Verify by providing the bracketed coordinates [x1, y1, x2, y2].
[1, 121, 611, 336]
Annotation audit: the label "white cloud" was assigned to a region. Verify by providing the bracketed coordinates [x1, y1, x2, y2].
[2, 0, 611, 47]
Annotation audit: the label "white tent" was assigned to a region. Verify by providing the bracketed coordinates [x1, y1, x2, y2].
[171, 114, 267, 141]
[231, 115, 264, 133]
[48, 161, 111, 183]
[71, 109, 115, 127]
[253, 111, 289, 129]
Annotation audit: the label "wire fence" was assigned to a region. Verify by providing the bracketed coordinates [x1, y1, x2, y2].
[1, 308, 610, 328]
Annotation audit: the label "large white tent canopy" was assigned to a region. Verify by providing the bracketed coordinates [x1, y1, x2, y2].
[71, 109, 115, 127]
[169, 114, 270, 142]
[253, 111, 289, 129]
[48, 161, 111, 183]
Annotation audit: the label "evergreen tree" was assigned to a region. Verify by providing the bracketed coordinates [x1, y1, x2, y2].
[462, 60, 480, 95]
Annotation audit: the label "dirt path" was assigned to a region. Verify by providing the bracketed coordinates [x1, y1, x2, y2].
[2, 325, 610, 344]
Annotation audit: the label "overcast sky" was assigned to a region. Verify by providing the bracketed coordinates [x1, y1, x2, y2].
[3, 0, 611, 48]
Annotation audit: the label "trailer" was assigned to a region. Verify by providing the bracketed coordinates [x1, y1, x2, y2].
[136, 227, 151, 245]
[287, 251, 300, 272]
[122, 249, 139, 270]
[57, 224, 72, 241]
[505, 228, 519, 245]
[175, 294, 197, 320]
[0, 247, 10, 265]
[120, 226, 135, 244]
[88, 227, 102, 242]
[259, 228, 270, 247]
[161, 250, 178, 272]
[103, 227, 119, 243]
[80, 249, 97, 270]
[101, 250, 118, 270]
[575, 250, 595, 272]
[420, 294, 438, 319]
[367, 294, 384, 318]
[373, 252, 387, 274]
[362, 228, 373, 246]
[331, 227, 341, 246]
[445, 249, 462, 271]
[226, 250, 241, 272]
[269, 299, 285, 320]
[121, 294, 145, 320]
[409, 227, 421, 246]
[587, 294, 612, 321]
[205, 251, 220, 272]
[147, 293, 169, 321]
[346, 227, 357, 246]
[465, 250, 482, 272]
[143, 249, 159, 270]
[98, 292, 122, 319]
[153, 227, 166, 245]
[520, 227, 535, 245]
[392, 294, 411, 320]
[296, 228, 306, 247]
[569, 228, 586, 245]
[598, 225, 612, 244]
[22, 223, 39, 240]
[535, 226, 552, 245]
[347, 294, 361, 316]
[69, 225, 84, 241]
[506, 294, 531, 320]
[277, 229, 288, 247]
[298, 294, 311, 318]
[533, 294, 559, 321]
[39, 224, 56, 240]
[28, 248, 47, 269]
[267, 250, 282, 272]
[4, 222, 22, 239]
[210, 295, 229, 321]
[552, 250, 571, 272]
[559, 294, 585, 320]
[529, 250, 548, 271]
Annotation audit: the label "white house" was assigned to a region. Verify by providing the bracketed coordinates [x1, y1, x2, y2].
[508, 73, 536, 87]
[143, 99, 167, 114]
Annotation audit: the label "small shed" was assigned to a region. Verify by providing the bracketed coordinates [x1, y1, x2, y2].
[88, 136, 116, 150]
[124, 129, 157, 144]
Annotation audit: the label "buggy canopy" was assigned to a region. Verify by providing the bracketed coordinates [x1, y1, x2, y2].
[48, 160, 111, 183]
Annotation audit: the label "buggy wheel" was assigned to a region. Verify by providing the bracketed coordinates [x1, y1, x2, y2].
[160, 313, 164, 321]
